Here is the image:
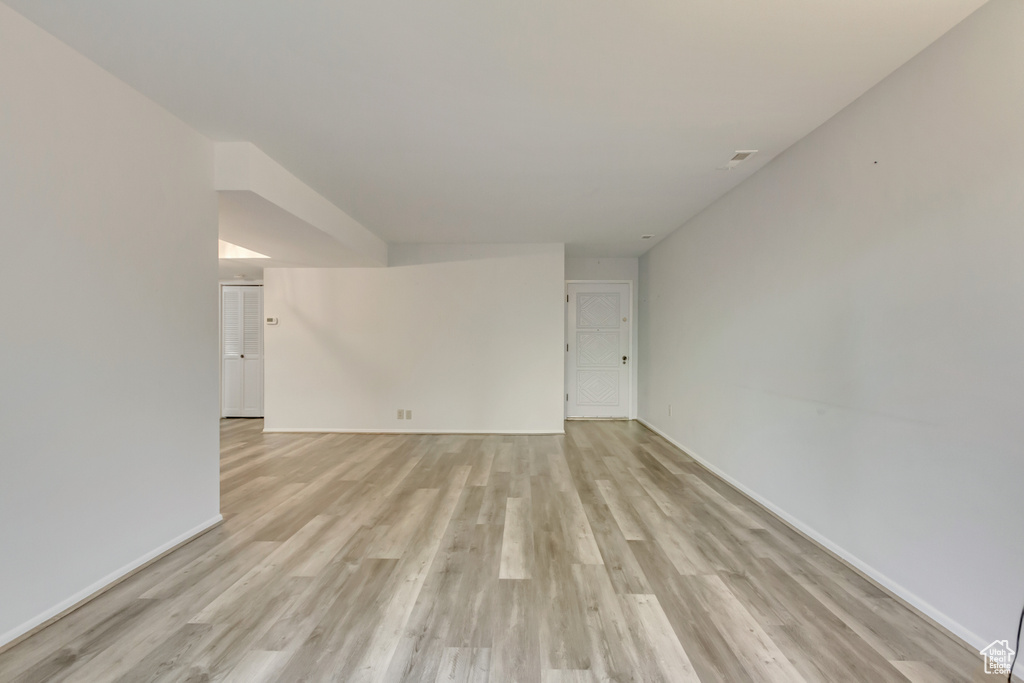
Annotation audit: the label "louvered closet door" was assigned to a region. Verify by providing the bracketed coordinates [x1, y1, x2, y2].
[566, 282, 630, 418]
[222, 285, 264, 417]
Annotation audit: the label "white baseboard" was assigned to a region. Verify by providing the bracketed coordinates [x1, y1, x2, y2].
[0, 514, 223, 652]
[262, 427, 565, 435]
[636, 418, 987, 654]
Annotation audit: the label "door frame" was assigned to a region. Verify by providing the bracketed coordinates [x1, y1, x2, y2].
[565, 280, 636, 420]
[219, 282, 264, 418]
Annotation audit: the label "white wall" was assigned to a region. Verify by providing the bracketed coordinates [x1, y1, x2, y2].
[566, 257, 639, 419]
[265, 244, 565, 433]
[639, 0, 1024, 649]
[0, 4, 220, 647]
[565, 256, 638, 283]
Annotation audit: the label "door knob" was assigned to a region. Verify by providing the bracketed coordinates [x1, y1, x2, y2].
[622, 356, 627, 364]
[240, 354, 245, 358]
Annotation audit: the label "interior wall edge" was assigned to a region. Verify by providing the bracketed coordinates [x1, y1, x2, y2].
[636, 417, 985, 653]
[0, 515, 223, 652]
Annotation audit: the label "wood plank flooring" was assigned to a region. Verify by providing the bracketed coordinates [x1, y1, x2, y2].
[0, 419, 988, 682]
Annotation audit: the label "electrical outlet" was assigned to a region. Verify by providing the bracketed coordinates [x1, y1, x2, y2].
[405, 410, 412, 420]
[397, 409, 405, 420]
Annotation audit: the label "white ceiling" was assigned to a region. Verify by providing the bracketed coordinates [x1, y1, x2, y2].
[7, 0, 986, 257]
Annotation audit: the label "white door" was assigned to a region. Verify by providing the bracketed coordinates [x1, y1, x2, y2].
[222, 285, 264, 417]
[566, 282, 630, 418]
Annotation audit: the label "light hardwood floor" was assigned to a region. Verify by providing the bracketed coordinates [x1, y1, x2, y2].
[0, 419, 987, 682]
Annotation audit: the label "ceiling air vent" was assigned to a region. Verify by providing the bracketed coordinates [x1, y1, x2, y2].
[720, 149, 758, 171]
